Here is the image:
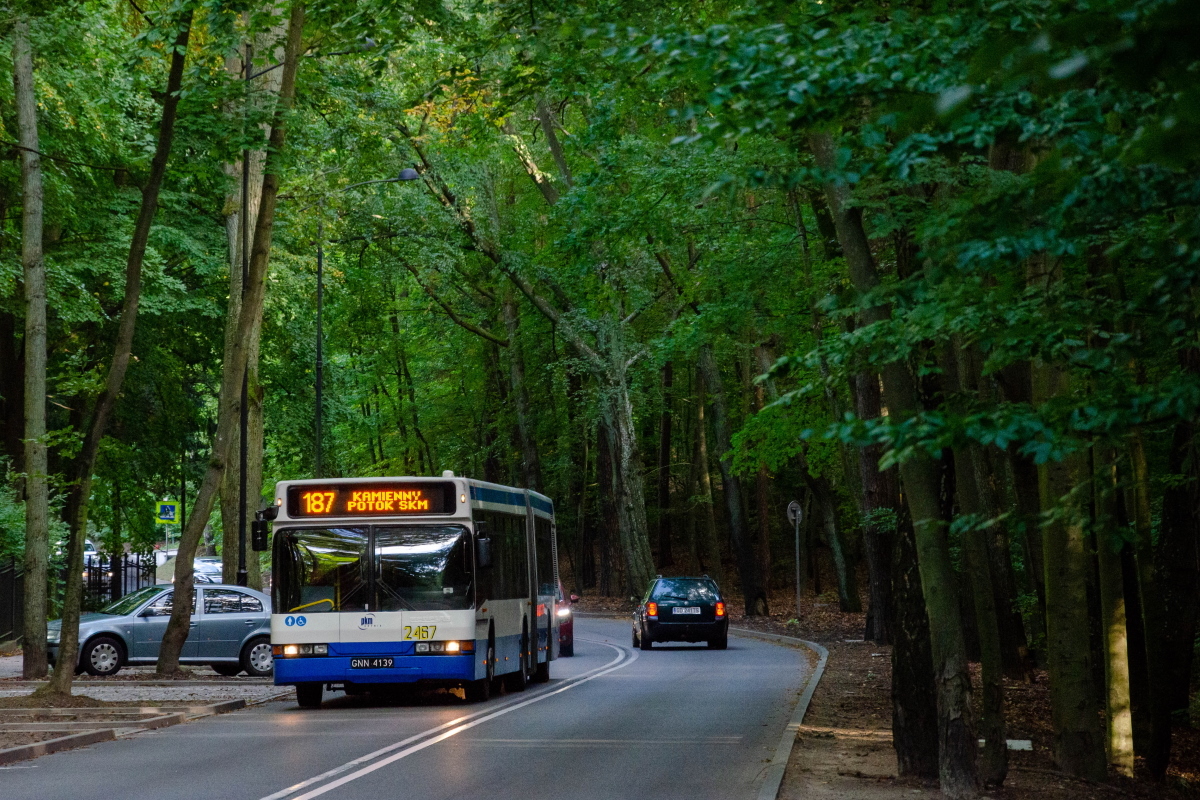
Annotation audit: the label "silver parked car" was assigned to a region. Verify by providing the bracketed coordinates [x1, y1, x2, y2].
[46, 584, 273, 677]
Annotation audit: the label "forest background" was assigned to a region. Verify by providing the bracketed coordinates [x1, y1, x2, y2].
[1, 0, 1199, 797]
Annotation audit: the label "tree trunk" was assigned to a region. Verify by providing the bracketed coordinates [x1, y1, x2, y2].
[1030, 355, 1106, 780]
[221, 20, 285, 587]
[698, 346, 765, 615]
[502, 294, 541, 491]
[959, 462, 1009, 783]
[800, 461, 860, 613]
[13, 16, 49, 680]
[997, 362, 1048, 661]
[947, 344, 1007, 786]
[607, 367, 656, 596]
[657, 361, 674, 566]
[892, 513, 939, 778]
[811, 131, 977, 797]
[1126, 429, 1161, 771]
[596, 421, 617, 596]
[1094, 446, 1134, 776]
[693, 368, 723, 582]
[158, 1, 304, 675]
[978, 450, 1030, 678]
[1144, 418, 1200, 779]
[1039, 446, 1106, 779]
[48, 12, 193, 696]
[854, 370, 895, 643]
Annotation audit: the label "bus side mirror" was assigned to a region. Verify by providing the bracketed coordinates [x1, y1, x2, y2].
[251, 519, 269, 552]
[476, 537, 492, 569]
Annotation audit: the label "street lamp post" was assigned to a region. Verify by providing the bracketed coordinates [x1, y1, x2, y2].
[237, 41, 253, 588]
[314, 168, 420, 479]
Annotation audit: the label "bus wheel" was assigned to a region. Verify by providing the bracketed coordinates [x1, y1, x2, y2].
[296, 682, 323, 709]
[534, 655, 550, 683]
[466, 641, 494, 702]
[506, 628, 529, 692]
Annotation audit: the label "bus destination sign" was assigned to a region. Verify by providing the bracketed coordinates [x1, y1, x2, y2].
[286, 481, 456, 517]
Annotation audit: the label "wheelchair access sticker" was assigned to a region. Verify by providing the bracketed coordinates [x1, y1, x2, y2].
[284, 615, 307, 627]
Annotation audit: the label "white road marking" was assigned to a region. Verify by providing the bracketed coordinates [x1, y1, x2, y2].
[259, 640, 635, 800]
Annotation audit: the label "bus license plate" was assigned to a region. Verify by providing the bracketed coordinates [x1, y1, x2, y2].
[673, 607, 701, 615]
[350, 657, 394, 669]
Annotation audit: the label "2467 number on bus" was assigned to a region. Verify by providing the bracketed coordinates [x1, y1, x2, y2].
[404, 626, 436, 640]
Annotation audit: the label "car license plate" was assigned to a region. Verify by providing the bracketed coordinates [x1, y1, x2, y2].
[673, 607, 701, 615]
[350, 657, 393, 669]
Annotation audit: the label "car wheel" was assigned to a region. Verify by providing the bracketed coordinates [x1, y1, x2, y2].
[632, 628, 638, 648]
[241, 636, 274, 677]
[82, 635, 125, 677]
[708, 635, 728, 650]
[296, 682, 323, 709]
[561, 638, 574, 657]
[212, 663, 242, 677]
[639, 628, 653, 650]
[465, 640, 494, 702]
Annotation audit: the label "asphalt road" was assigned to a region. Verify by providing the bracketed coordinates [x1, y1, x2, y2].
[1, 617, 809, 800]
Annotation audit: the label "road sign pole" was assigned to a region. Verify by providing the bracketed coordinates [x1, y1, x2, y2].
[787, 501, 804, 619]
[794, 515, 801, 618]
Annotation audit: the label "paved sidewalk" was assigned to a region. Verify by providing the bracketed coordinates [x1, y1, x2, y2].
[0, 655, 23, 679]
[0, 655, 288, 704]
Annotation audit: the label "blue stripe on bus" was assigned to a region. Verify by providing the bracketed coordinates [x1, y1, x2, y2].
[468, 486, 553, 518]
[470, 486, 526, 509]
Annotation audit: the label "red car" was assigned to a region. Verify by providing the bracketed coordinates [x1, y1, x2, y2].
[556, 581, 578, 656]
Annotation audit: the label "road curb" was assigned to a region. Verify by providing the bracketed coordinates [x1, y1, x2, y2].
[0, 728, 116, 765]
[727, 628, 829, 800]
[0, 696, 281, 765]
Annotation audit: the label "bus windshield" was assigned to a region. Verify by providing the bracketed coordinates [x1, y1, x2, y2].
[272, 525, 471, 614]
[274, 527, 370, 614]
[376, 525, 472, 611]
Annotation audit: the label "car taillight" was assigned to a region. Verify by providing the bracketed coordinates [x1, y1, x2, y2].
[715, 602, 726, 618]
[646, 602, 658, 617]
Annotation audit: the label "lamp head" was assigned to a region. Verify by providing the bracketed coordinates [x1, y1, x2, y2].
[398, 168, 420, 181]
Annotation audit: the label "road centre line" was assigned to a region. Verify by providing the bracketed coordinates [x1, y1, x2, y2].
[259, 640, 635, 800]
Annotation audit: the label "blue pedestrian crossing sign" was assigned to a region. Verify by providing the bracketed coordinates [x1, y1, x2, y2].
[155, 501, 180, 525]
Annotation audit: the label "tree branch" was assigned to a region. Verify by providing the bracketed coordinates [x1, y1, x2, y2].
[398, 259, 509, 347]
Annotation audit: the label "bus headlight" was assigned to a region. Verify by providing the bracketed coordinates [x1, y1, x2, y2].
[414, 641, 474, 655]
[273, 643, 328, 657]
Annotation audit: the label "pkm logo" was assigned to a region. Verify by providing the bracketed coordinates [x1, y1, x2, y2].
[358, 614, 375, 630]
[284, 615, 307, 627]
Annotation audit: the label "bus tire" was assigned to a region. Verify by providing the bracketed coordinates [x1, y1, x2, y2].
[296, 682, 323, 709]
[534, 655, 550, 683]
[466, 640, 494, 703]
[506, 627, 529, 692]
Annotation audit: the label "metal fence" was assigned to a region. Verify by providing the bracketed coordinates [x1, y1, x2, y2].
[0, 554, 157, 640]
[0, 557, 23, 643]
[83, 554, 157, 605]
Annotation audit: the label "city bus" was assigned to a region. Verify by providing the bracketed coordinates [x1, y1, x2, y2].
[252, 472, 559, 708]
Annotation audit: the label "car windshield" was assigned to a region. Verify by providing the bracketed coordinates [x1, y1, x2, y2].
[651, 579, 720, 603]
[98, 585, 164, 616]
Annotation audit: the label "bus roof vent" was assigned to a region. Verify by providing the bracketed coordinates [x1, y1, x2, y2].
[442, 470, 455, 478]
